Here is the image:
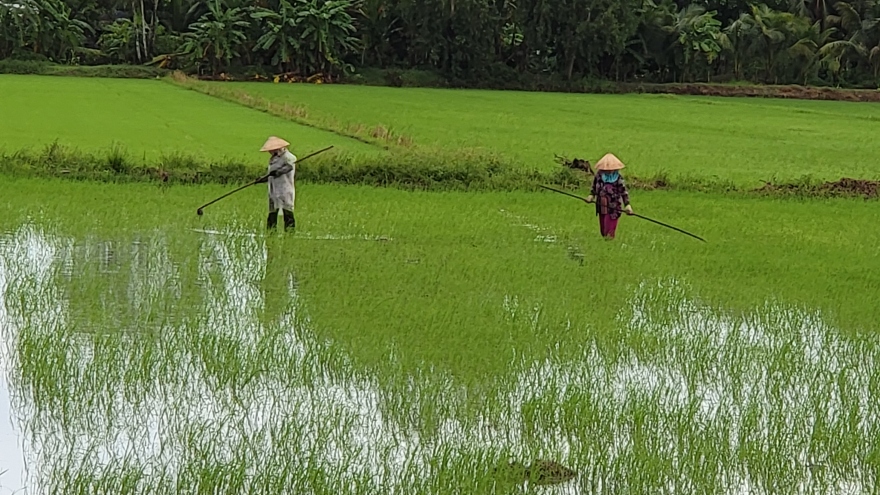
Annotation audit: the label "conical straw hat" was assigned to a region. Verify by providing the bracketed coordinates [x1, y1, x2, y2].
[595, 153, 625, 171]
[260, 136, 290, 152]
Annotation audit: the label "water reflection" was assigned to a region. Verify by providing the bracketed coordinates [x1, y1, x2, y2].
[0, 224, 876, 494]
[500, 284, 878, 494]
[0, 225, 426, 494]
[0, 370, 26, 494]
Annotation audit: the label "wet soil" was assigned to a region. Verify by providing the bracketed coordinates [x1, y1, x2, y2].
[194, 71, 880, 103]
[493, 459, 578, 486]
[755, 178, 880, 198]
[617, 83, 880, 103]
[555, 155, 594, 175]
[196, 72, 335, 83]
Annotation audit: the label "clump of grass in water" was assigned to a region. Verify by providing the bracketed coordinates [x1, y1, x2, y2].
[493, 459, 577, 486]
[105, 142, 130, 174]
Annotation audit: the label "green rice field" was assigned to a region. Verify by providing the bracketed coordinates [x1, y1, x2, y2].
[0, 75, 379, 162]
[218, 81, 880, 186]
[0, 74, 879, 494]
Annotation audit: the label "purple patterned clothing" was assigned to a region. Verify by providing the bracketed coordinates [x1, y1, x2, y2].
[590, 174, 630, 220]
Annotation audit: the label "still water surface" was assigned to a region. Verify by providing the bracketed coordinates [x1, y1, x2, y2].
[0, 223, 877, 494]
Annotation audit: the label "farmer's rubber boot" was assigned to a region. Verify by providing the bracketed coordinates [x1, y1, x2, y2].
[282, 209, 296, 230]
[267, 211, 278, 229]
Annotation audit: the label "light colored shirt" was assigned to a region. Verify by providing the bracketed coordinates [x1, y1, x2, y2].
[267, 150, 296, 211]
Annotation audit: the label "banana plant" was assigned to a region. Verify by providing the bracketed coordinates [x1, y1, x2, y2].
[98, 18, 138, 63]
[33, 0, 93, 62]
[251, 0, 301, 72]
[666, 4, 723, 81]
[295, 0, 359, 75]
[719, 13, 756, 80]
[179, 0, 251, 75]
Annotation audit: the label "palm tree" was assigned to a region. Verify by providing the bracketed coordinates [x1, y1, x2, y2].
[816, 38, 861, 84]
[355, 0, 403, 67]
[790, 0, 833, 31]
[787, 20, 837, 84]
[634, 0, 679, 81]
[827, 1, 880, 83]
[0, 1, 33, 58]
[749, 4, 799, 82]
[720, 13, 756, 80]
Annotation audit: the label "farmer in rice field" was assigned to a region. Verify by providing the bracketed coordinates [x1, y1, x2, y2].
[586, 153, 634, 239]
[257, 136, 297, 231]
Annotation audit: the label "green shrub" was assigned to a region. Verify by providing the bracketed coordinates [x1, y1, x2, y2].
[0, 60, 165, 78]
[4, 141, 873, 198]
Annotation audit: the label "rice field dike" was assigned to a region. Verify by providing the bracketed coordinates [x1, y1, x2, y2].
[0, 73, 879, 495]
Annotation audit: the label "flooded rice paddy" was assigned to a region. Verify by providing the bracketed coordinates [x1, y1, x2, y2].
[0, 219, 878, 494]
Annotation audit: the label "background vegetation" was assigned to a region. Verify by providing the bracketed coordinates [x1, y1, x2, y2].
[2, 0, 880, 89]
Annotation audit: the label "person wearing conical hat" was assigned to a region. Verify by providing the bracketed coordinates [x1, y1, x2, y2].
[257, 136, 298, 230]
[585, 153, 633, 239]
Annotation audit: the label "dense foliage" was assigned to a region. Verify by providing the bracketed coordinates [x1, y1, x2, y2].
[1, 0, 879, 87]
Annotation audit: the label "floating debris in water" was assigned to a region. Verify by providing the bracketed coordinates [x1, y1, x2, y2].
[494, 459, 577, 486]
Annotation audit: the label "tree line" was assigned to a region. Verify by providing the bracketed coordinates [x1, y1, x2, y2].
[1, 0, 879, 88]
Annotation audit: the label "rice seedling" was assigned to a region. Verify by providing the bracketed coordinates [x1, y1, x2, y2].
[0, 178, 877, 494]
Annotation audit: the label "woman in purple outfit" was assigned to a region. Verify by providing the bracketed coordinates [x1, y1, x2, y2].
[586, 153, 634, 239]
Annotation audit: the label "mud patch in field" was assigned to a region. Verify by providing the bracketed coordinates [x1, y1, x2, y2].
[627, 82, 880, 103]
[755, 177, 880, 198]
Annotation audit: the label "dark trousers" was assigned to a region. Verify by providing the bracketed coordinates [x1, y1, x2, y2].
[267, 209, 295, 230]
